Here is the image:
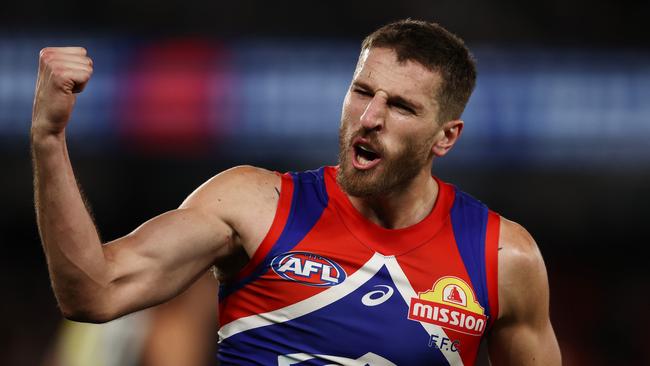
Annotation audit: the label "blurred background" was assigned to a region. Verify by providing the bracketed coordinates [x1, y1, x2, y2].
[1, 0, 649, 365]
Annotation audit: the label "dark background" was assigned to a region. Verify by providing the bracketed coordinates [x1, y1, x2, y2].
[2, 1, 649, 365]
[4, 0, 650, 44]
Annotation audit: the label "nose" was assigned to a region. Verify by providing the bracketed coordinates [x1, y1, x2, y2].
[359, 94, 387, 131]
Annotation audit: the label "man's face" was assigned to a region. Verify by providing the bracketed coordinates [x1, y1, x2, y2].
[337, 47, 443, 197]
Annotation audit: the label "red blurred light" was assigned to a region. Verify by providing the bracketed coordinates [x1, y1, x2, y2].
[117, 39, 230, 156]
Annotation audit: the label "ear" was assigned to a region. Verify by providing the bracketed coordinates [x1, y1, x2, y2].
[432, 120, 464, 157]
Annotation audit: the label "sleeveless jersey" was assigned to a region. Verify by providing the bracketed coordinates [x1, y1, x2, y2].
[218, 166, 500, 365]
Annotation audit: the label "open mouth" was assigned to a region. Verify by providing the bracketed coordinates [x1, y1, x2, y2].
[352, 142, 382, 170]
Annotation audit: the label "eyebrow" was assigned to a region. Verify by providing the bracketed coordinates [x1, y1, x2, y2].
[352, 81, 424, 113]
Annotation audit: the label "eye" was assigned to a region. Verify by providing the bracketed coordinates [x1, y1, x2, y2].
[353, 88, 372, 97]
[391, 103, 415, 115]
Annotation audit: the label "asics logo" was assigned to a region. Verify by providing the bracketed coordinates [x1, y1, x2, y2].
[361, 285, 394, 307]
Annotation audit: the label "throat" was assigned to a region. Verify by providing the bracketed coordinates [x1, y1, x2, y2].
[348, 175, 439, 230]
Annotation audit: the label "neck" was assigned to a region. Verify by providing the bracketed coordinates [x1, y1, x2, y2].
[347, 168, 439, 230]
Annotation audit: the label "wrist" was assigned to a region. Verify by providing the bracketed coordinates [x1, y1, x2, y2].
[31, 122, 65, 138]
[30, 124, 66, 150]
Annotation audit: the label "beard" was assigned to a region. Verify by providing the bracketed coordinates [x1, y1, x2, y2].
[336, 123, 433, 197]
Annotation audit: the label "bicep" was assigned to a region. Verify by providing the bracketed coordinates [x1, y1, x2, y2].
[488, 218, 561, 365]
[97, 165, 279, 319]
[102, 206, 233, 317]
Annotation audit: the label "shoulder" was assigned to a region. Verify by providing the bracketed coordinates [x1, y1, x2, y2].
[496, 217, 549, 322]
[180, 165, 282, 249]
[489, 219, 561, 364]
[498, 217, 543, 271]
[180, 165, 281, 212]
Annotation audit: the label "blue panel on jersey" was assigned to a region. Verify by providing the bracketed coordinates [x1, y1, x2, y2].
[291, 360, 338, 366]
[269, 167, 329, 257]
[220, 167, 330, 299]
[449, 188, 491, 322]
[218, 266, 452, 365]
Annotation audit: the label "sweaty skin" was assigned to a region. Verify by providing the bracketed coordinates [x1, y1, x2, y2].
[31, 46, 560, 365]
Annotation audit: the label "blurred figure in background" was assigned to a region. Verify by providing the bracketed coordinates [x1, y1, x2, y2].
[43, 272, 217, 366]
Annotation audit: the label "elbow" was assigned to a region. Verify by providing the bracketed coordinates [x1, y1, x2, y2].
[54, 275, 122, 323]
[62, 311, 115, 324]
[60, 302, 119, 324]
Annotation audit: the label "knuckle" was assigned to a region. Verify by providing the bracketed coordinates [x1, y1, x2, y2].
[39, 49, 52, 63]
[52, 65, 68, 78]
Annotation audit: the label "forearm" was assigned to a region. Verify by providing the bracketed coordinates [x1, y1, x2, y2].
[30, 45, 245, 322]
[31, 127, 110, 320]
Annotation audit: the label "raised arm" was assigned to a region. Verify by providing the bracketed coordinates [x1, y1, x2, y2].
[31, 47, 279, 323]
[487, 218, 561, 365]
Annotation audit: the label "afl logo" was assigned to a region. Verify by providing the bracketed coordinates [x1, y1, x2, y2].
[271, 251, 346, 286]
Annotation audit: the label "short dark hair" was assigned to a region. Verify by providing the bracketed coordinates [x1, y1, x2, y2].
[361, 19, 477, 123]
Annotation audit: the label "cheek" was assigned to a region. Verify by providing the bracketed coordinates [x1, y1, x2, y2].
[388, 129, 430, 157]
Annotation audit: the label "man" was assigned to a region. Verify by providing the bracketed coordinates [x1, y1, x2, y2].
[31, 20, 561, 365]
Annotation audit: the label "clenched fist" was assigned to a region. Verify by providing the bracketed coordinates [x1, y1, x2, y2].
[31, 47, 93, 135]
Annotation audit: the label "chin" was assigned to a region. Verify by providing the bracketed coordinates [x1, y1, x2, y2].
[337, 164, 387, 197]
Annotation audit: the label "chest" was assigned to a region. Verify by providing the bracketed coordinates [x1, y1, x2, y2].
[218, 207, 488, 365]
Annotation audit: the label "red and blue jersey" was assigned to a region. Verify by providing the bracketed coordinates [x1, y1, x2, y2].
[218, 166, 500, 365]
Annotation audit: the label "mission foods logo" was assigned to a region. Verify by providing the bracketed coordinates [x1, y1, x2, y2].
[408, 276, 487, 336]
[271, 252, 346, 286]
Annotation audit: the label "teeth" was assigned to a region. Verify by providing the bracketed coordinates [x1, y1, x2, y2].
[358, 145, 375, 153]
[358, 154, 371, 165]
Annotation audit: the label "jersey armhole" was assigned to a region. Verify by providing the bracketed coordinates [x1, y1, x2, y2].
[232, 172, 294, 281]
[485, 211, 501, 330]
